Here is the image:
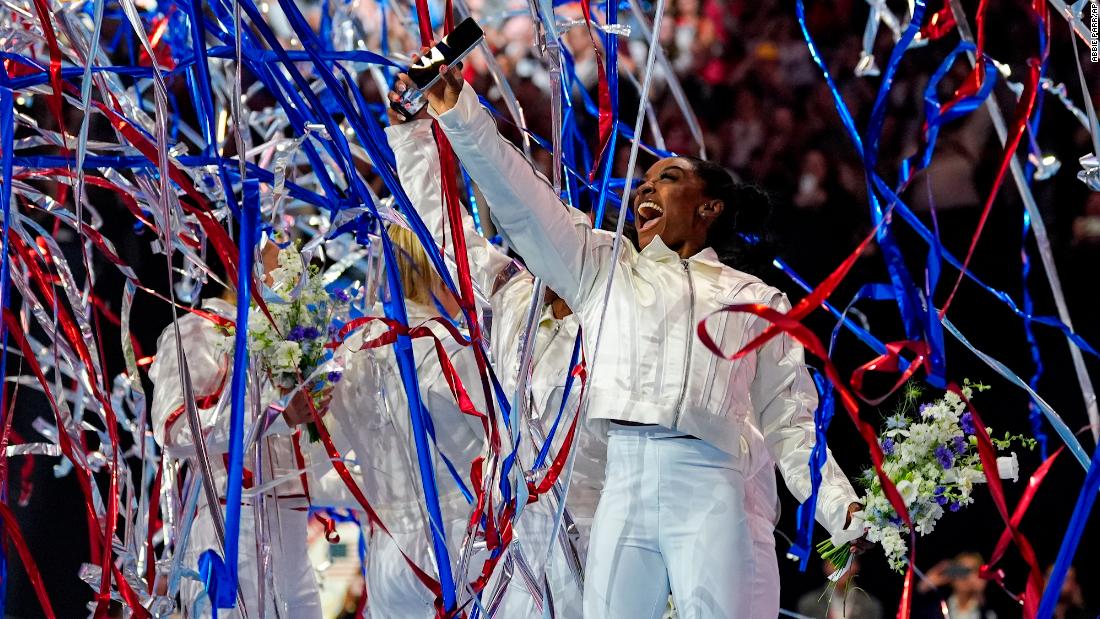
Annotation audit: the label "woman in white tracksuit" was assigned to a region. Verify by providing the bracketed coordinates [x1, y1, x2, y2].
[385, 116, 598, 618]
[149, 293, 324, 618]
[384, 101, 806, 618]
[311, 226, 488, 618]
[396, 68, 866, 618]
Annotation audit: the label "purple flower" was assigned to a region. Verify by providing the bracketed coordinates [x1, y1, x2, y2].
[327, 371, 343, 384]
[287, 325, 307, 342]
[882, 438, 896, 456]
[919, 403, 931, 416]
[961, 412, 976, 435]
[301, 326, 321, 340]
[934, 486, 948, 505]
[935, 445, 955, 469]
[332, 288, 350, 303]
[328, 324, 340, 338]
[949, 501, 961, 512]
[952, 435, 968, 455]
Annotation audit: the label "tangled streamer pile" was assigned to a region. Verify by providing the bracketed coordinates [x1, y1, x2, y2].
[0, 0, 1098, 616]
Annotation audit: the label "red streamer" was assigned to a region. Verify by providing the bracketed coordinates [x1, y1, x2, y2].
[951, 386, 1043, 618]
[698, 304, 917, 619]
[0, 502, 57, 618]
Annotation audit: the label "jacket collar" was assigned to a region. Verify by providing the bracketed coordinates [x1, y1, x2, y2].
[538, 304, 581, 331]
[640, 235, 725, 270]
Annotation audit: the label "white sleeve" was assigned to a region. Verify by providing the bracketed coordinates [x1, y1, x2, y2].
[431, 83, 612, 310]
[750, 293, 860, 541]
[386, 119, 520, 301]
[148, 315, 229, 448]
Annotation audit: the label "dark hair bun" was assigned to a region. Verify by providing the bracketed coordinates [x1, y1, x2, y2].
[682, 157, 775, 275]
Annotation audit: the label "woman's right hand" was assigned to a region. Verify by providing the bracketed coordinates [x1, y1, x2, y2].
[392, 46, 465, 116]
[282, 386, 332, 426]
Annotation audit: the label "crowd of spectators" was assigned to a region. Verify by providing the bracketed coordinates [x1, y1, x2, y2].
[449, 0, 1100, 616]
[444, 0, 1100, 289]
[5, 0, 1099, 615]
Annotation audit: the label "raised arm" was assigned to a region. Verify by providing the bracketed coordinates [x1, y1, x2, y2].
[385, 119, 522, 303]
[750, 292, 861, 542]
[410, 73, 609, 309]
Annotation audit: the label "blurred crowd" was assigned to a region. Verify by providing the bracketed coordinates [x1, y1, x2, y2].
[5, 0, 1099, 616]
[789, 553, 1092, 619]
[431, 0, 1100, 288]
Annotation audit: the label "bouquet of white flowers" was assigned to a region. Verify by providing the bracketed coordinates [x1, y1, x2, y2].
[820, 381, 1033, 573]
[225, 243, 354, 441]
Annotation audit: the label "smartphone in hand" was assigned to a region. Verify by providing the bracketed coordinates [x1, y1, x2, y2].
[391, 17, 484, 119]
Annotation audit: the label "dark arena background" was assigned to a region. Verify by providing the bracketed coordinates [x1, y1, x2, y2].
[0, 0, 1098, 616]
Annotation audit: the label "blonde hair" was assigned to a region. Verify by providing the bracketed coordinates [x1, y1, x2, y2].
[385, 225, 436, 308]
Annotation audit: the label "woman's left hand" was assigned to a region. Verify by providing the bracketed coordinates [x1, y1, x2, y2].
[845, 502, 874, 555]
[386, 71, 432, 125]
[282, 387, 332, 426]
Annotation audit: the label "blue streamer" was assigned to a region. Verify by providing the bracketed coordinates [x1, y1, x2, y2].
[533, 331, 583, 470]
[197, 179, 259, 612]
[1022, 57, 1051, 460]
[1021, 213, 1049, 460]
[789, 369, 836, 569]
[0, 87, 15, 619]
[183, 0, 242, 223]
[1036, 446, 1099, 618]
[460, 167, 484, 235]
[860, 0, 947, 387]
[591, 0, 622, 230]
[312, 508, 370, 584]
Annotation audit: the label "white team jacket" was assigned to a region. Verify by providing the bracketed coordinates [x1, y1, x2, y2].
[430, 83, 859, 540]
[313, 302, 487, 528]
[149, 298, 308, 500]
[149, 299, 323, 617]
[385, 120, 605, 528]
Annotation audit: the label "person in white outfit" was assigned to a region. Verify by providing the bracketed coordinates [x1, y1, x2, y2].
[384, 109, 596, 618]
[149, 247, 324, 619]
[384, 88, 807, 618]
[394, 65, 866, 619]
[310, 225, 488, 618]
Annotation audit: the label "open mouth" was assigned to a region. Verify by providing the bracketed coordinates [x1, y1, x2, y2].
[636, 201, 664, 233]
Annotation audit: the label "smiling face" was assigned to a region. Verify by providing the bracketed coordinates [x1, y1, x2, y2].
[633, 157, 721, 255]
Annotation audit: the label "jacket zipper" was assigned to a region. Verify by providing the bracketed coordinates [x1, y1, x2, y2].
[672, 260, 695, 429]
[525, 318, 564, 411]
[532, 320, 564, 375]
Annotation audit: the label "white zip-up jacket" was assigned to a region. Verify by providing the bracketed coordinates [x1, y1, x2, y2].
[149, 299, 324, 617]
[311, 303, 487, 528]
[385, 120, 606, 530]
[430, 82, 859, 539]
[149, 298, 308, 500]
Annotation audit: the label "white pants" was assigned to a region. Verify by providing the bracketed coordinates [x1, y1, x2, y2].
[486, 500, 584, 618]
[182, 500, 323, 618]
[584, 426, 780, 619]
[367, 515, 470, 618]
